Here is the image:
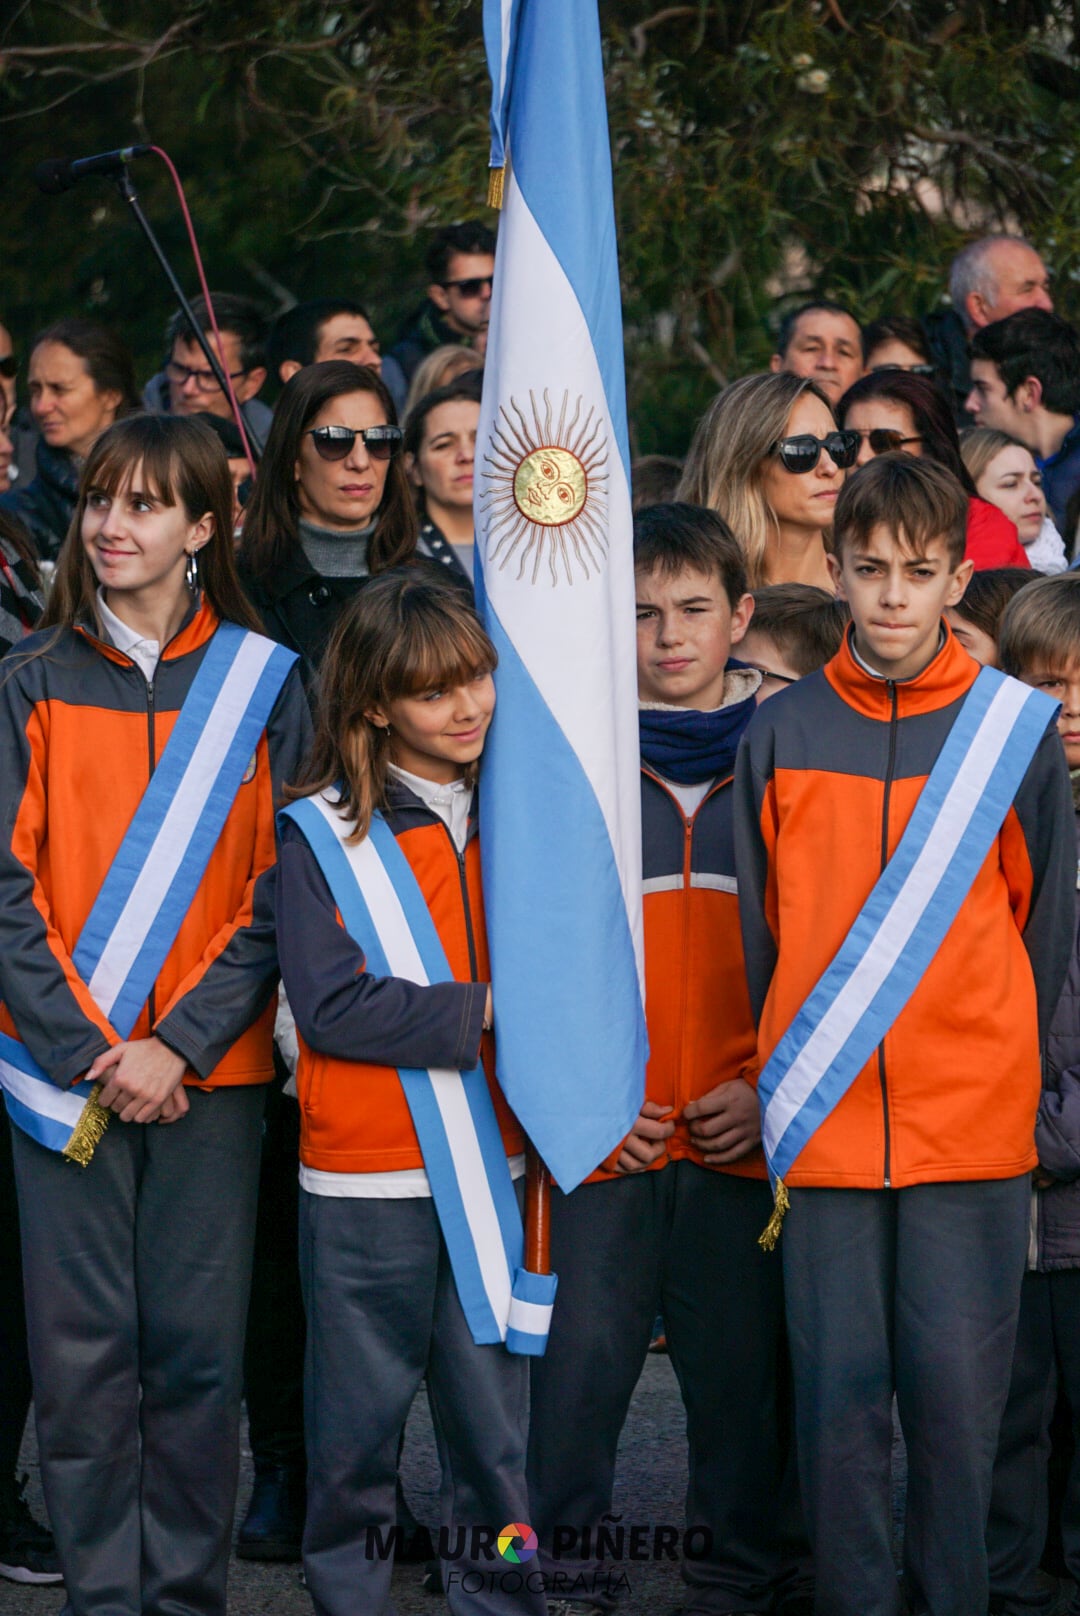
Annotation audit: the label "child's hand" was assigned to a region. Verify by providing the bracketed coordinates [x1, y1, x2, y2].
[88, 1037, 189, 1125]
[684, 1079, 761, 1164]
[613, 1101, 675, 1174]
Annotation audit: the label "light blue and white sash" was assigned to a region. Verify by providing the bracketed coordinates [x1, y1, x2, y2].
[0, 623, 297, 1151]
[281, 791, 557, 1353]
[758, 666, 1057, 1201]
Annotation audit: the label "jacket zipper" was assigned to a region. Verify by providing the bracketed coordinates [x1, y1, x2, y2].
[879, 682, 898, 1188]
[436, 817, 479, 982]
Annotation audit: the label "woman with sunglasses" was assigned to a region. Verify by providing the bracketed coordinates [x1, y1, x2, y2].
[837, 370, 1030, 571]
[679, 372, 858, 591]
[239, 360, 417, 688]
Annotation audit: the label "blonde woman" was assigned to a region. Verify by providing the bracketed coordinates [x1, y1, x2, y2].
[961, 427, 1069, 573]
[678, 372, 858, 591]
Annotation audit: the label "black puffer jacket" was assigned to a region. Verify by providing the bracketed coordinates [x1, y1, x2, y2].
[1034, 805, 1080, 1270]
[0, 437, 80, 562]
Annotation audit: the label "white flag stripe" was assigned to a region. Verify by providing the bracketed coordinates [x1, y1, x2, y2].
[479, 177, 644, 988]
[314, 797, 513, 1332]
[763, 679, 1030, 1154]
[507, 1294, 555, 1335]
[88, 637, 278, 1014]
[0, 1059, 85, 1126]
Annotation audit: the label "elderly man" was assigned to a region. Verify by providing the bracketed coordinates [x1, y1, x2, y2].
[928, 235, 1054, 421]
[769, 300, 864, 405]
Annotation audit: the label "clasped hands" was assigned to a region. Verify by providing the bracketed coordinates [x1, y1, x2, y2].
[85, 1036, 190, 1125]
[612, 1078, 760, 1175]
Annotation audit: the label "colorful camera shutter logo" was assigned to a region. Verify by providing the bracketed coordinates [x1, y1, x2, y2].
[497, 1522, 538, 1563]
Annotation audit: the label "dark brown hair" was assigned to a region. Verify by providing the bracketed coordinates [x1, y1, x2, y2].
[42, 414, 262, 632]
[951, 567, 1038, 646]
[748, 583, 849, 675]
[633, 502, 748, 608]
[31, 318, 140, 415]
[832, 454, 969, 567]
[289, 568, 497, 841]
[836, 370, 976, 495]
[239, 360, 417, 588]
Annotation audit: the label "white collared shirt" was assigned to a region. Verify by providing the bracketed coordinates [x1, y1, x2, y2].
[96, 588, 161, 684]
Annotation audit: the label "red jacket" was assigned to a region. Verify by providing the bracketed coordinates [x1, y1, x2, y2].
[966, 496, 1030, 570]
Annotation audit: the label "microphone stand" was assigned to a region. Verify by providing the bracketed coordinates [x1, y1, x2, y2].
[112, 170, 265, 455]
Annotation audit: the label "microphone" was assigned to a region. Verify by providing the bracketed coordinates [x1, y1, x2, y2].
[35, 146, 152, 195]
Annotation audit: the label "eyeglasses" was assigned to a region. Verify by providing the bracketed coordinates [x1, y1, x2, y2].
[771, 431, 860, 473]
[869, 362, 937, 378]
[0, 356, 16, 379]
[166, 359, 246, 393]
[850, 428, 924, 455]
[440, 276, 494, 298]
[306, 424, 403, 462]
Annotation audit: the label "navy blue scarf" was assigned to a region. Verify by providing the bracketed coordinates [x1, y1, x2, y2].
[639, 670, 759, 785]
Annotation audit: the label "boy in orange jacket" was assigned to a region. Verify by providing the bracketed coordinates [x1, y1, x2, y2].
[734, 455, 1074, 1616]
[528, 504, 810, 1616]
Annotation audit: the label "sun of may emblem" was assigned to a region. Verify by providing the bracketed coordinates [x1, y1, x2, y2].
[481, 389, 609, 584]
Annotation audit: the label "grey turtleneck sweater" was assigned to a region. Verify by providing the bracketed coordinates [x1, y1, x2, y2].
[298, 518, 375, 579]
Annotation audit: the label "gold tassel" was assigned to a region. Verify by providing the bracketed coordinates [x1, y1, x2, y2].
[62, 1084, 110, 1167]
[487, 165, 505, 210]
[758, 1179, 790, 1252]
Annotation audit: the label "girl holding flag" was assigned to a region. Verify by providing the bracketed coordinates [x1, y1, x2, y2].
[0, 413, 309, 1615]
[275, 569, 544, 1616]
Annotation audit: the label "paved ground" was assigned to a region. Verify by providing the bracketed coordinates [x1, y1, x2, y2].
[2, 1355, 692, 1615]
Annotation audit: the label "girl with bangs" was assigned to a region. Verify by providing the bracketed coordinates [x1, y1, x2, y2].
[0, 413, 309, 1615]
[276, 569, 543, 1616]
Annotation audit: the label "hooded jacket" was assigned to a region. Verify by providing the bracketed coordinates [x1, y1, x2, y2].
[735, 624, 1074, 1189]
[0, 437, 80, 562]
[0, 602, 310, 1090]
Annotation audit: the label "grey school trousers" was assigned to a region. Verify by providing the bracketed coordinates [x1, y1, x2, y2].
[782, 1178, 1030, 1616]
[526, 1162, 809, 1614]
[298, 1188, 546, 1616]
[10, 1084, 265, 1616]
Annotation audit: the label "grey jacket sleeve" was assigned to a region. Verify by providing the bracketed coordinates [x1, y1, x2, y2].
[733, 720, 777, 1029]
[1013, 724, 1076, 1046]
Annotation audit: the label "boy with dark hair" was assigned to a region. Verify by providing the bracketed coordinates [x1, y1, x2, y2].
[988, 573, 1080, 1614]
[968, 310, 1080, 533]
[740, 583, 848, 699]
[528, 502, 810, 1616]
[735, 454, 1075, 1616]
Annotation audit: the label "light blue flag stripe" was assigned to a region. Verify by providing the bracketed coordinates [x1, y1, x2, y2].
[281, 798, 523, 1346]
[0, 1031, 96, 1152]
[476, 597, 647, 1190]
[759, 667, 1056, 1184]
[484, 0, 523, 172]
[508, 0, 629, 482]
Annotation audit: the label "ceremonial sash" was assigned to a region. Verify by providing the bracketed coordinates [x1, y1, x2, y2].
[0, 623, 297, 1153]
[281, 791, 557, 1354]
[757, 666, 1057, 1240]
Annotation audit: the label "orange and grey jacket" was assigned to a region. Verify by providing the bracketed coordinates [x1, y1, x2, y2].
[0, 603, 311, 1091]
[734, 624, 1074, 1190]
[277, 782, 525, 1175]
[590, 765, 764, 1182]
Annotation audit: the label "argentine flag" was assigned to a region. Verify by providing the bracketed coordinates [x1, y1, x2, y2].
[476, 0, 647, 1192]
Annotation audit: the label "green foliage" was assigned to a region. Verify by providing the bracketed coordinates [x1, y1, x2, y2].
[4, 0, 1080, 452]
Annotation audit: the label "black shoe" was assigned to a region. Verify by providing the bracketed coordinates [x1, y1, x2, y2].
[0, 1474, 63, 1585]
[236, 1464, 306, 1562]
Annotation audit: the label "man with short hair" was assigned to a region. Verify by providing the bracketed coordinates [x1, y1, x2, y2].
[967, 308, 1080, 535]
[388, 221, 495, 383]
[769, 301, 864, 405]
[267, 298, 406, 414]
[144, 293, 272, 442]
[950, 236, 1053, 334]
[927, 235, 1054, 422]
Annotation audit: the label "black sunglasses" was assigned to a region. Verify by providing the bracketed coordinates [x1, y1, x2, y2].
[771, 431, 860, 473]
[0, 356, 15, 379]
[851, 428, 924, 456]
[440, 276, 494, 297]
[306, 424, 403, 462]
[869, 362, 937, 378]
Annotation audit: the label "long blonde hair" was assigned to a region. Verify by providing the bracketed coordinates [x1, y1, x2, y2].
[288, 568, 497, 841]
[677, 372, 834, 586]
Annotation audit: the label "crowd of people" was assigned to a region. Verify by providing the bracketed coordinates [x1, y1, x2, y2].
[0, 221, 1078, 1616]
